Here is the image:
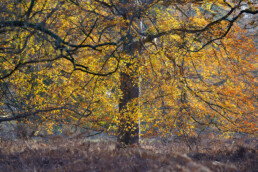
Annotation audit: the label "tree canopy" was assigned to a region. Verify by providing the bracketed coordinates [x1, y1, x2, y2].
[0, 0, 257, 142]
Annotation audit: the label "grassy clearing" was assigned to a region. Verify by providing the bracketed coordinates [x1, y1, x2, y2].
[0, 135, 257, 172]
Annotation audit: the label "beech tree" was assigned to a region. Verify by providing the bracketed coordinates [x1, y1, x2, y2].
[0, 0, 257, 144]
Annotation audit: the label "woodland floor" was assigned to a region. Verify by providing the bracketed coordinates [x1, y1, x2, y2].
[0, 135, 257, 172]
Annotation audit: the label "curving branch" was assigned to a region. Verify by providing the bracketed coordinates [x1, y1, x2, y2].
[0, 107, 65, 123]
[0, 21, 117, 50]
[142, 6, 258, 45]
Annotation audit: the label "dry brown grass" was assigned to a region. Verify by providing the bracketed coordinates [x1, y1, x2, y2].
[0, 135, 257, 172]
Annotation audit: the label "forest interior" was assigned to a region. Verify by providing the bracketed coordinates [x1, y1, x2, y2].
[0, 0, 257, 171]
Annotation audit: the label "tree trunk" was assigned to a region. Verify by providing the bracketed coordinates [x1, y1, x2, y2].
[118, 72, 139, 145]
[117, 0, 144, 146]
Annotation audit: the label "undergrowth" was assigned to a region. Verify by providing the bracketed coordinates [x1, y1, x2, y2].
[0, 135, 257, 172]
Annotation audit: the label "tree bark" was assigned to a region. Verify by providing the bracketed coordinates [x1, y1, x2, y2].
[117, 0, 144, 145]
[118, 72, 139, 145]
